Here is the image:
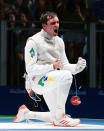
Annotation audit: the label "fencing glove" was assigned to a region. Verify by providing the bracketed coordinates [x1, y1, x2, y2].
[75, 57, 86, 74]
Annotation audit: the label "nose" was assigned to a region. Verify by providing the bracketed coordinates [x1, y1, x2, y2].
[55, 22, 59, 28]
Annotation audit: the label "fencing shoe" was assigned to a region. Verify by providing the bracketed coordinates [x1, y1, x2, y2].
[13, 105, 29, 123]
[53, 115, 80, 127]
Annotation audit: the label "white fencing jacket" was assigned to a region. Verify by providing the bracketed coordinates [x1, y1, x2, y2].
[25, 29, 77, 78]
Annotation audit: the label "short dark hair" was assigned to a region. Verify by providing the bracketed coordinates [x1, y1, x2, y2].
[40, 11, 58, 24]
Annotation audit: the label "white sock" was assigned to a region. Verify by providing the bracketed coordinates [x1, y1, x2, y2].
[25, 111, 52, 123]
[54, 107, 65, 120]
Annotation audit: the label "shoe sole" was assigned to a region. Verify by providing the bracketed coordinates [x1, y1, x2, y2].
[13, 105, 26, 123]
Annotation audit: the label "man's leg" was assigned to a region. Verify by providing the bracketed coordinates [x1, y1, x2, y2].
[43, 70, 72, 121]
[13, 70, 71, 123]
[13, 105, 52, 123]
[42, 70, 80, 126]
[13, 70, 80, 126]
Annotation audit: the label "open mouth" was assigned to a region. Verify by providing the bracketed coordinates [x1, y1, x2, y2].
[54, 29, 58, 33]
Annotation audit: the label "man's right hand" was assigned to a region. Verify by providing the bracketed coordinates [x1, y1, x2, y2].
[53, 59, 61, 69]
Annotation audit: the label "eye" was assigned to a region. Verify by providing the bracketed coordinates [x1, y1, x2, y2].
[51, 22, 56, 25]
[51, 21, 59, 25]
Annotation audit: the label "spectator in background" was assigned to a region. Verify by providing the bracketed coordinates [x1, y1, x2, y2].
[61, 0, 96, 63]
[33, 0, 54, 28]
[19, 13, 31, 28]
[61, 0, 85, 22]
[10, 2, 19, 15]
[61, 0, 85, 63]
[16, 13, 31, 62]
[19, 0, 36, 20]
[7, 11, 18, 85]
[15, 0, 23, 7]
[14, 13, 32, 85]
[0, 0, 5, 20]
[8, 12, 16, 28]
[0, 0, 10, 20]
[82, 8, 97, 22]
[48, 0, 64, 21]
[60, 0, 94, 87]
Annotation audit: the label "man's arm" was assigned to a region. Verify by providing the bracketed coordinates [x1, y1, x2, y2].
[60, 40, 86, 74]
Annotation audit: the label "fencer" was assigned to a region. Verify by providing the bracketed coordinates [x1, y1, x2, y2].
[13, 11, 86, 127]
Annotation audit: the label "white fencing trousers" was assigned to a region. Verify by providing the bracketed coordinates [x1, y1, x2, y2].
[31, 70, 73, 121]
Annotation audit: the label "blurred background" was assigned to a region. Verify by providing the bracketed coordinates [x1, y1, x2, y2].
[0, 0, 104, 119]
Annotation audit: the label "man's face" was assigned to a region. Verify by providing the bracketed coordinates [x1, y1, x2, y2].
[43, 16, 59, 36]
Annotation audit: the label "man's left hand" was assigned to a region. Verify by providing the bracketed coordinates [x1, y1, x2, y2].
[75, 57, 86, 74]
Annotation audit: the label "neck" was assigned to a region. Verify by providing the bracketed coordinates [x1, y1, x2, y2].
[41, 29, 54, 40]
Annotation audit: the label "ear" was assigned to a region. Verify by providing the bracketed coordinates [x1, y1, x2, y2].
[42, 23, 46, 29]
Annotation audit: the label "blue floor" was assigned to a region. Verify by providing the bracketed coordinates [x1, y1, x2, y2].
[0, 117, 104, 131]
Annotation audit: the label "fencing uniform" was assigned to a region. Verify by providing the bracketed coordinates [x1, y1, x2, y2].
[25, 29, 86, 121]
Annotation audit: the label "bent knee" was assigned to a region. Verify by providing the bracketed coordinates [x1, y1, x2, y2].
[46, 70, 72, 83]
[53, 70, 72, 83]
